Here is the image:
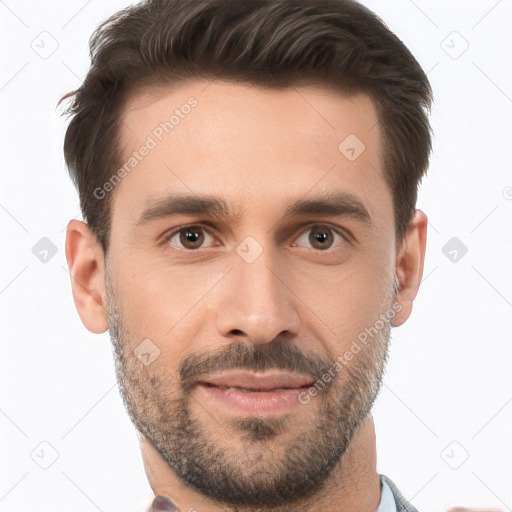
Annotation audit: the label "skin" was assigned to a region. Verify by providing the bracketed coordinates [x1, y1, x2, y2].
[65, 79, 427, 511]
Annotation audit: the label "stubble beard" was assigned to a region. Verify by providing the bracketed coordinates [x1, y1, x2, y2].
[105, 273, 393, 510]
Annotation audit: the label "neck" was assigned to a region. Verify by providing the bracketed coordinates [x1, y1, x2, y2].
[140, 414, 381, 512]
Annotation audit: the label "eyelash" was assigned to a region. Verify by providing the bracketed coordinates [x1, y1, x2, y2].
[162, 223, 351, 254]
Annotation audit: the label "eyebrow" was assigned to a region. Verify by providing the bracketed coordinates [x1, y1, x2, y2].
[136, 191, 372, 227]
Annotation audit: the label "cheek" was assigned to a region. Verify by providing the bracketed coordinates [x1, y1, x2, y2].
[293, 247, 394, 351]
[113, 257, 226, 348]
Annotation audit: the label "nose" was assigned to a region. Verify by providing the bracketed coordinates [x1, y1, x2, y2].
[216, 243, 301, 345]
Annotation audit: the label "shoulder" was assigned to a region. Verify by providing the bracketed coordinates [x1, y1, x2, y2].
[380, 474, 419, 512]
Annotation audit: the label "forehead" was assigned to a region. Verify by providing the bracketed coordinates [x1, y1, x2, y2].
[112, 79, 388, 230]
[119, 80, 380, 158]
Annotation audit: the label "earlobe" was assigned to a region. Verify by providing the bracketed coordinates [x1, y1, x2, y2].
[391, 209, 428, 327]
[65, 219, 109, 334]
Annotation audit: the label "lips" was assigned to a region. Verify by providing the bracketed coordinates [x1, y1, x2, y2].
[198, 370, 315, 392]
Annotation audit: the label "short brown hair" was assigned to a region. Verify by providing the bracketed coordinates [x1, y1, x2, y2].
[58, 0, 433, 253]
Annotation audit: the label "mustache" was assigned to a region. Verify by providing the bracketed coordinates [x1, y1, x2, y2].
[179, 341, 335, 392]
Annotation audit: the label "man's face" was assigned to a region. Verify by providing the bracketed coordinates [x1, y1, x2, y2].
[105, 80, 399, 507]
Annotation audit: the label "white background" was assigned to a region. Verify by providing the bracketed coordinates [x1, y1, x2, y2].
[1, 0, 511, 511]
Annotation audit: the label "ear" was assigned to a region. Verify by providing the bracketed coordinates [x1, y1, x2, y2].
[391, 209, 428, 327]
[65, 219, 109, 334]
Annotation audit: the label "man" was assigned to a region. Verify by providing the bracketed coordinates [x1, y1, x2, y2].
[60, 0, 433, 510]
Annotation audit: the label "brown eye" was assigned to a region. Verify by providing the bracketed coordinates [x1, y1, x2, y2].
[309, 225, 334, 250]
[167, 225, 214, 250]
[293, 224, 348, 251]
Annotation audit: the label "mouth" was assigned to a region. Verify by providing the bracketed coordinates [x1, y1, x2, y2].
[194, 370, 315, 415]
[200, 383, 311, 392]
[198, 370, 315, 391]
